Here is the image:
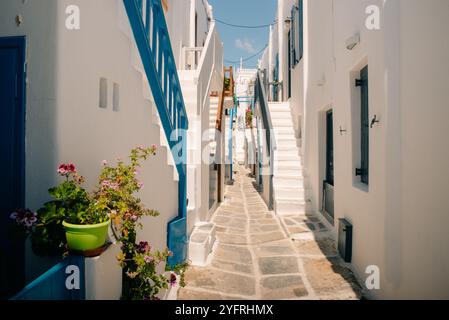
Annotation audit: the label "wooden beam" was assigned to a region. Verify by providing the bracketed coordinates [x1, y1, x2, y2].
[162, 0, 168, 12]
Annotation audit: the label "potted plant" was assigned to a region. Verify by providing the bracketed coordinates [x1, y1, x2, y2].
[43, 163, 112, 253]
[10, 163, 111, 255]
[53, 163, 110, 253]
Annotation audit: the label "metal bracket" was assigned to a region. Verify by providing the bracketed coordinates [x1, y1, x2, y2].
[355, 79, 365, 87]
[370, 115, 380, 128]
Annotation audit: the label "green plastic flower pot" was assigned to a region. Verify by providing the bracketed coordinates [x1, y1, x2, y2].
[62, 219, 111, 252]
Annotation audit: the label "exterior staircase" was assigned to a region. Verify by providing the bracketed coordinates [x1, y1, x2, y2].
[270, 102, 309, 216]
[209, 96, 220, 155]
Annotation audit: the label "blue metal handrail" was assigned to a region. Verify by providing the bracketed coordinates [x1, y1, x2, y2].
[255, 70, 276, 209]
[228, 104, 238, 182]
[123, 0, 188, 266]
[10, 256, 85, 300]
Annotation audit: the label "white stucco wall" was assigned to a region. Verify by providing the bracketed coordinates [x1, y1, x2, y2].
[164, 0, 210, 68]
[301, 0, 449, 299]
[0, 0, 181, 282]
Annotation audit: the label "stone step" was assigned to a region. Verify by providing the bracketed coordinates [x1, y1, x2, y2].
[178, 70, 196, 82]
[272, 119, 294, 127]
[276, 149, 300, 156]
[273, 176, 304, 188]
[274, 153, 301, 161]
[274, 161, 303, 170]
[270, 112, 292, 119]
[273, 127, 295, 134]
[188, 222, 216, 266]
[275, 199, 307, 215]
[274, 169, 305, 178]
[277, 137, 299, 145]
[276, 144, 300, 152]
[275, 187, 308, 199]
[274, 129, 296, 141]
[269, 103, 290, 112]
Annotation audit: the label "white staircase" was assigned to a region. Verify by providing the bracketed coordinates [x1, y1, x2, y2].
[117, 4, 179, 183]
[270, 102, 310, 216]
[209, 96, 220, 155]
[177, 72, 219, 266]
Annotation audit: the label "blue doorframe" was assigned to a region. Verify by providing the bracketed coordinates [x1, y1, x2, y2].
[0, 36, 27, 298]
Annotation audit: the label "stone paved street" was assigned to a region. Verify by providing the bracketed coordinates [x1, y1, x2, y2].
[178, 165, 362, 300]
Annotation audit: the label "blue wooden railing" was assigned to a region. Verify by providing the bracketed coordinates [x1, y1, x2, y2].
[123, 0, 189, 266]
[10, 256, 85, 300]
[255, 70, 276, 209]
[228, 104, 237, 182]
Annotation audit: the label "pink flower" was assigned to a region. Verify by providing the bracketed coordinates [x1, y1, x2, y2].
[10, 209, 38, 229]
[57, 163, 77, 176]
[57, 164, 68, 175]
[101, 180, 119, 191]
[144, 255, 154, 264]
[152, 144, 157, 151]
[136, 241, 150, 254]
[67, 163, 76, 173]
[169, 273, 177, 287]
[137, 180, 144, 190]
[102, 160, 108, 166]
[167, 251, 174, 257]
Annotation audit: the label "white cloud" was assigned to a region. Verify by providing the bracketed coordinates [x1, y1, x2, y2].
[235, 38, 258, 54]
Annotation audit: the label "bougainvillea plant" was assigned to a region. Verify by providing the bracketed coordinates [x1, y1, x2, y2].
[94, 146, 188, 300]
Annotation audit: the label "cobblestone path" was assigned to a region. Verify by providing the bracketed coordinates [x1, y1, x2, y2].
[178, 165, 362, 300]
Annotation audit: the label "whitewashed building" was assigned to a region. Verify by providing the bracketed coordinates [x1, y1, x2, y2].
[258, 0, 449, 299]
[0, 0, 225, 299]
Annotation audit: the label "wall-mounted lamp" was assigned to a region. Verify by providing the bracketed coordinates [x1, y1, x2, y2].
[345, 33, 360, 51]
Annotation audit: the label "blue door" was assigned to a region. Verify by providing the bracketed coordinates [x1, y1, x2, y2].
[0, 36, 26, 298]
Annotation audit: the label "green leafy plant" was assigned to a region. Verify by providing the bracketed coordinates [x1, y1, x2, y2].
[246, 108, 253, 128]
[224, 77, 231, 92]
[10, 146, 190, 298]
[94, 146, 188, 300]
[10, 163, 108, 256]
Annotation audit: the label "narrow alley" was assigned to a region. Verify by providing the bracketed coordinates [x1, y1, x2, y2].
[2, 0, 448, 302]
[179, 165, 362, 300]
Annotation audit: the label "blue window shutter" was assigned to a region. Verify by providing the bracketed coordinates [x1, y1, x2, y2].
[291, 6, 296, 65]
[360, 66, 369, 185]
[298, 0, 303, 61]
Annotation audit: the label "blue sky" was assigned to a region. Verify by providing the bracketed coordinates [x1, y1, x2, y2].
[209, 0, 277, 69]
